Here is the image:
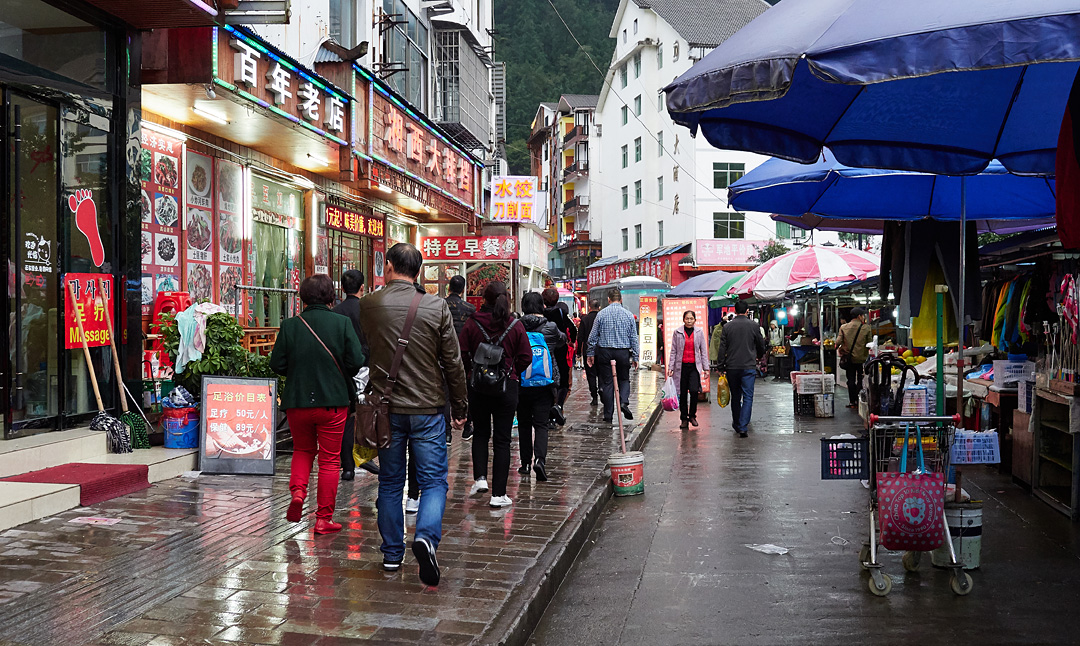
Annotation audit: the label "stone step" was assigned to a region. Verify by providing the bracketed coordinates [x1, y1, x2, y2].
[0, 428, 106, 479]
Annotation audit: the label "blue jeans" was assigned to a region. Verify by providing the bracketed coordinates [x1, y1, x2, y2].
[377, 413, 448, 561]
[727, 369, 757, 433]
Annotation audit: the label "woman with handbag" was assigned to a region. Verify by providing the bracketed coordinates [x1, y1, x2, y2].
[667, 311, 710, 430]
[458, 281, 532, 508]
[270, 275, 365, 534]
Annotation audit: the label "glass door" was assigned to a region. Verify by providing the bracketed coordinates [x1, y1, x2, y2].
[6, 92, 61, 436]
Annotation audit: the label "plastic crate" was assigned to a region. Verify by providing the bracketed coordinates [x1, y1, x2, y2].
[821, 436, 870, 480]
[814, 394, 834, 418]
[1018, 380, 1035, 414]
[950, 430, 1001, 464]
[992, 360, 1036, 389]
[793, 390, 816, 416]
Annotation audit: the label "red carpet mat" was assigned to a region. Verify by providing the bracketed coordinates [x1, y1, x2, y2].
[3, 463, 151, 506]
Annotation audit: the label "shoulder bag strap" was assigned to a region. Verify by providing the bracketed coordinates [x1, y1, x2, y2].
[845, 323, 865, 356]
[495, 318, 519, 345]
[298, 315, 351, 398]
[384, 292, 425, 398]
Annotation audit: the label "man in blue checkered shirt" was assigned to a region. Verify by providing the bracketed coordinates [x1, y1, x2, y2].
[587, 288, 639, 423]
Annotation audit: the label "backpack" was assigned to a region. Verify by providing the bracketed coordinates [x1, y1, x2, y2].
[521, 330, 555, 387]
[469, 319, 519, 394]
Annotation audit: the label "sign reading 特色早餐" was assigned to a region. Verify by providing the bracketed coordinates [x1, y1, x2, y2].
[418, 236, 519, 262]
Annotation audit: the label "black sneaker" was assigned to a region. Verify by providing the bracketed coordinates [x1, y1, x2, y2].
[738, 431, 749, 438]
[590, 396, 599, 407]
[341, 469, 355, 481]
[518, 465, 530, 475]
[383, 558, 402, 572]
[359, 460, 380, 476]
[461, 422, 474, 441]
[621, 405, 634, 421]
[533, 460, 548, 482]
[412, 537, 440, 586]
[550, 405, 566, 426]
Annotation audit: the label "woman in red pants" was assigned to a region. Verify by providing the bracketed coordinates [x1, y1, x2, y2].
[271, 275, 364, 534]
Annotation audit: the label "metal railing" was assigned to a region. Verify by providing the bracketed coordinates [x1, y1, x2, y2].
[233, 284, 300, 327]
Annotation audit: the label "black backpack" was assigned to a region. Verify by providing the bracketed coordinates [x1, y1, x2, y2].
[469, 319, 519, 395]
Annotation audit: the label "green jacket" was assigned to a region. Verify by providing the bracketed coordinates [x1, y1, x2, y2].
[270, 304, 365, 409]
[709, 324, 724, 363]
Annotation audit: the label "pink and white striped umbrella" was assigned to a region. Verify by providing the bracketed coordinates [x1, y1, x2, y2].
[729, 246, 880, 299]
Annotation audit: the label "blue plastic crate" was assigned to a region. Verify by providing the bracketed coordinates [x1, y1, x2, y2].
[821, 436, 870, 480]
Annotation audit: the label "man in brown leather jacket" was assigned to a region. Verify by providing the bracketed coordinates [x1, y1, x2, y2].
[358, 243, 467, 587]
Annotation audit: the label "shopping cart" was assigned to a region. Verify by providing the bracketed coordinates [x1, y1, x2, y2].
[857, 414, 972, 597]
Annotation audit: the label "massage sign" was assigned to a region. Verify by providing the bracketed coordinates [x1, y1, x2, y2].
[139, 130, 183, 316]
[64, 273, 115, 349]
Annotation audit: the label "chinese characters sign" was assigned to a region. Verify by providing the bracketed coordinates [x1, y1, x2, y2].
[370, 91, 475, 210]
[251, 174, 302, 229]
[490, 176, 538, 223]
[200, 376, 278, 475]
[639, 296, 658, 365]
[661, 297, 710, 392]
[217, 26, 349, 145]
[418, 236, 518, 262]
[140, 130, 183, 316]
[64, 273, 115, 349]
[696, 239, 765, 267]
[324, 203, 385, 239]
[588, 257, 673, 287]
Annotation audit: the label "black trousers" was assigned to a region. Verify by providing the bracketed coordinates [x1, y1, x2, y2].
[595, 347, 631, 422]
[518, 385, 554, 466]
[584, 361, 598, 398]
[679, 362, 700, 421]
[556, 346, 571, 406]
[846, 363, 864, 406]
[470, 381, 519, 497]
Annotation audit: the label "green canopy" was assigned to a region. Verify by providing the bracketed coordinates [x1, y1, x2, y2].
[708, 273, 746, 307]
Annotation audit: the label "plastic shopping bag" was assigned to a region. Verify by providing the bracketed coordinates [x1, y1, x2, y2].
[716, 374, 731, 408]
[661, 377, 679, 411]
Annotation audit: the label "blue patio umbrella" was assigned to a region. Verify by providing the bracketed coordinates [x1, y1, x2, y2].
[730, 152, 1058, 233]
[665, 270, 742, 298]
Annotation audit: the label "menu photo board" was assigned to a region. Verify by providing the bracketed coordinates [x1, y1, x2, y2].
[661, 297, 710, 393]
[200, 376, 278, 475]
[216, 159, 245, 316]
[185, 151, 215, 304]
[64, 273, 115, 349]
[140, 130, 184, 316]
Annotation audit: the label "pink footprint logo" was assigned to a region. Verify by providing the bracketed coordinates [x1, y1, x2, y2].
[69, 189, 104, 267]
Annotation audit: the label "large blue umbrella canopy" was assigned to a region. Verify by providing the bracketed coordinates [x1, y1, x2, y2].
[730, 151, 1058, 232]
[666, 270, 743, 298]
[664, 0, 1080, 176]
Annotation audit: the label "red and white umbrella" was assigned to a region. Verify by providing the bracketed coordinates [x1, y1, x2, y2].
[729, 246, 880, 300]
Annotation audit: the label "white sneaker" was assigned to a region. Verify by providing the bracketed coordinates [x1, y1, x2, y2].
[405, 497, 420, 514]
[489, 495, 512, 508]
[470, 479, 489, 495]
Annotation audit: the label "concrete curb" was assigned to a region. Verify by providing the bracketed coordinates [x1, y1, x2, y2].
[482, 398, 665, 646]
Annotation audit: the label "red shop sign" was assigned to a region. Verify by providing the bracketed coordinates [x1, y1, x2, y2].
[324, 203, 385, 239]
[419, 236, 518, 261]
[64, 273, 115, 349]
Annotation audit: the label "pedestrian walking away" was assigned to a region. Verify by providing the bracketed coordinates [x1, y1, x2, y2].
[459, 281, 532, 508]
[543, 287, 577, 415]
[519, 292, 566, 482]
[717, 300, 767, 437]
[332, 269, 379, 481]
[443, 275, 476, 442]
[838, 307, 872, 409]
[587, 288, 639, 424]
[576, 299, 601, 406]
[357, 243, 468, 586]
[668, 310, 709, 430]
[270, 275, 365, 535]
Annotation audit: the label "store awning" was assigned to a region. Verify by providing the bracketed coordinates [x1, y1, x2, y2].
[84, 0, 218, 28]
[586, 255, 620, 270]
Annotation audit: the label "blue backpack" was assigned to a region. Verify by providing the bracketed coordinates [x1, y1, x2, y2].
[521, 330, 555, 387]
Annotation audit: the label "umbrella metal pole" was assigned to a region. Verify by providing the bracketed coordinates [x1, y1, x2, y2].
[956, 177, 967, 422]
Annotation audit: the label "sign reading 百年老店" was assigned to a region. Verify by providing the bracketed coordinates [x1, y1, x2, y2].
[639, 296, 658, 365]
[200, 376, 278, 475]
[490, 176, 539, 223]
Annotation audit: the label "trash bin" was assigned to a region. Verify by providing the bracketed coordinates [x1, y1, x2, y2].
[162, 406, 199, 449]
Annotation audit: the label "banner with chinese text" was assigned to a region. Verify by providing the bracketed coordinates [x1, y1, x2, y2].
[419, 236, 519, 261]
[490, 176, 538, 223]
[200, 376, 278, 475]
[64, 273, 115, 349]
[140, 130, 183, 316]
[662, 297, 710, 391]
[639, 296, 658, 365]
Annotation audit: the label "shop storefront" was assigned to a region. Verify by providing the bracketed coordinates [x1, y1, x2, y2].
[418, 233, 518, 303]
[0, 0, 144, 438]
[586, 243, 692, 289]
[313, 196, 385, 291]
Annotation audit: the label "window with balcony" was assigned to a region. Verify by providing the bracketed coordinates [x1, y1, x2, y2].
[657, 176, 664, 201]
[634, 137, 642, 162]
[634, 95, 642, 116]
[775, 221, 790, 239]
[622, 145, 628, 169]
[713, 162, 746, 189]
[622, 228, 629, 251]
[713, 212, 746, 239]
[381, 0, 428, 109]
[634, 180, 642, 205]
[633, 51, 641, 78]
[622, 186, 628, 210]
[330, 0, 357, 48]
[658, 95, 664, 113]
[635, 224, 642, 248]
[658, 221, 664, 246]
[620, 64, 628, 88]
[657, 132, 664, 157]
[621, 105, 628, 125]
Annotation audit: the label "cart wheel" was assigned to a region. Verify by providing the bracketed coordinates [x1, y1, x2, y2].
[859, 544, 871, 570]
[901, 551, 922, 572]
[869, 573, 892, 597]
[950, 572, 973, 596]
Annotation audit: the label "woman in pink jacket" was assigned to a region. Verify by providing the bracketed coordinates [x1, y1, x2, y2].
[667, 311, 710, 430]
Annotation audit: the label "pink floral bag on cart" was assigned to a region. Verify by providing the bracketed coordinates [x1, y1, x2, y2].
[878, 425, 946, 552]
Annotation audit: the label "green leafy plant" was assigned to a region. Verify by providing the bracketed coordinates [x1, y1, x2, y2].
[155, 312, 281, 398]
[751, 239, 790, 264]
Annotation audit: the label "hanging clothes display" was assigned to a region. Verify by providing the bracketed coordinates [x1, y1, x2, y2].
[910, 259, 957, 347]
[890, 220, 981, 328]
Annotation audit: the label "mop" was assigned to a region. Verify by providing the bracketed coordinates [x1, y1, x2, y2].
[68, 283, 130, 453]
[101, 294, 149, 449]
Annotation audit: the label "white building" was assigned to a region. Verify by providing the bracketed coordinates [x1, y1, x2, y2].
[592, 0, 834, 270]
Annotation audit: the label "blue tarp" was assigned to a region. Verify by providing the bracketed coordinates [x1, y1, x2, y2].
[664, 0, 1080, 176]
[666, 270, 743, 298]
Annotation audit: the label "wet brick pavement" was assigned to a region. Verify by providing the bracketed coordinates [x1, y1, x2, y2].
[530, 378, 1080, 645]
[0, 370, 662, 646]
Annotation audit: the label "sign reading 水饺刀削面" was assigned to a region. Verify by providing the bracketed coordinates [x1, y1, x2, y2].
[489, 176, 538, 223]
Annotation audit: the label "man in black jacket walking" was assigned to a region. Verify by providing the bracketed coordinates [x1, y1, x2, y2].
[443, 275, 475, 440]
[718, 300, 767, 438]
[333, 269, 377, 479]
[576, 299, 601, 406]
